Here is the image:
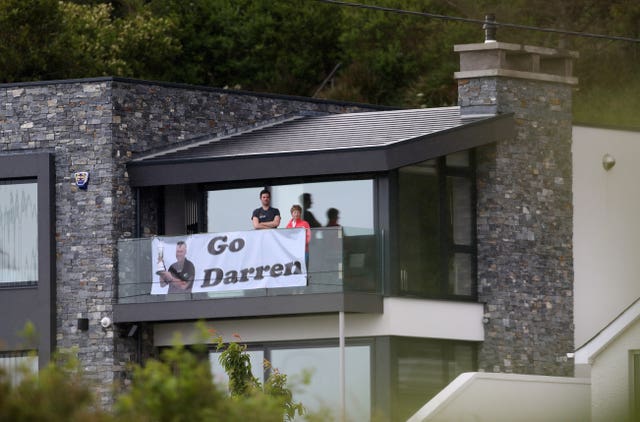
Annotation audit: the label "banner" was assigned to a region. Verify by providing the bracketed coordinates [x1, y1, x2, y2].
[151, 229, 307, 295]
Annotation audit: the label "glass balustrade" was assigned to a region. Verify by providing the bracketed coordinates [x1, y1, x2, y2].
[117, 227, 381, 304]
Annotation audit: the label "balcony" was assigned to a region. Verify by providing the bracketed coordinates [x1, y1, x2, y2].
[113, 227, 383, 323]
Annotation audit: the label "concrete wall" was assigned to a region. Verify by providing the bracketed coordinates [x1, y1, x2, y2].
[572, 125, 640, 348]
[408, 372, 590, 422]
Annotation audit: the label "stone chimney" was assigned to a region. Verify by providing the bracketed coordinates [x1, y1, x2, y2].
[454, 33, 578, 376]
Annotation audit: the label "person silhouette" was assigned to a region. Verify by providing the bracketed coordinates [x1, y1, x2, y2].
[326, 208, 340, 227]
[300, 193, 321, 228]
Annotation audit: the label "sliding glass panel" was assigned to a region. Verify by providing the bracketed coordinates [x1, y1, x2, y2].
[397, 153, 476, 299]
[0, 180, 38, 284]
[209, 349, 265, 388]
[271, 345, 371, 422]
[208, 187, 263, 233]
[207, 180, 373, 235]
[449, 252, 472, 296]
[398, 160, 441, 296]
[392, 337, 476, 421]
[448, 176, 472, 246]
[204, 180, 377, 297]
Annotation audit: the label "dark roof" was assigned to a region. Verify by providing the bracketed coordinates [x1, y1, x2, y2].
[128, 107, 514, 187]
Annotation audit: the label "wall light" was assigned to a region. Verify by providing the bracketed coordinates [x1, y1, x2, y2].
[602, 153, 616, 171]
[100, 316, 112, 328]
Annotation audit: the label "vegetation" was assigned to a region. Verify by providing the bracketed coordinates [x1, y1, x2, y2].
[0, 0, 638, 126]
[0, 323, 304, 421]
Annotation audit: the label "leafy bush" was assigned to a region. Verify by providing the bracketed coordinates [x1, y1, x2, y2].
[1, 322, 304, 422]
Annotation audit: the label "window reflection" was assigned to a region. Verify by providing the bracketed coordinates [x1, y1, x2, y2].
[271, 345, 371, 422]
[393, 337, 475, 421]
[448, 176, 472, 246]
[0, 352, 38, 385]
[0, 181, 38, 284]
[398, 151, 475, 299]
[398, 160, 441, 296]
[209, 349, 265, 388]
[207, 180, 373, 235]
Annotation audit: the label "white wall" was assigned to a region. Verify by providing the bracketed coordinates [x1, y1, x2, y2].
[407, 372, 590, 422]
[573, 126, 640, 347]
[590, 319, 640, 422]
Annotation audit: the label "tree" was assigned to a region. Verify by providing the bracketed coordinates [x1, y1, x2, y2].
[0, 1, 180, 82]
[147, 0, 343, 96]
[0, 0, 66, 82]
[0, 0, 638, 125]
[0, 351, 112, 422]
[0, 323, 303, 422]
[117, 326, 303, 421]
[215, 335, 304, 421]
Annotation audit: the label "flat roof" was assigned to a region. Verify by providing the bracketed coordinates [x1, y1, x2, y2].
[128, 107, 515, 186]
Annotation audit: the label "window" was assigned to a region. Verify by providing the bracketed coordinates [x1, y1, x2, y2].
[397, 151, 476, 299]
[0, 351, 38, 386]
[0, 153, 55, 369]
[209, 349, 265, 386]
[207, 179, 374, 235]
[209, 342, 371, 422]
[392, 337, 476, 421]
[206, 179, 378, 295]
[632, 350, 640, 420]
[271, 345, 371, 422]
[0, 180, 38, 285]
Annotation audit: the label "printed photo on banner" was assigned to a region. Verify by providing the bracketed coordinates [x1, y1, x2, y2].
[151, 229, 308, 295]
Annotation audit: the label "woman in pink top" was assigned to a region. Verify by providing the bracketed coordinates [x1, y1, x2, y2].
[286, 204, 311, 264]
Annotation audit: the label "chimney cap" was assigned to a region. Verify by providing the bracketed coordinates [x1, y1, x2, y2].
[454, 42, 579, 59]
[453, 42, 578, 85]
[483, 14, 497, 43]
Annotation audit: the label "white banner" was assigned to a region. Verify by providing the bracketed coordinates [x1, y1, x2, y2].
[151, 229, 307, 295]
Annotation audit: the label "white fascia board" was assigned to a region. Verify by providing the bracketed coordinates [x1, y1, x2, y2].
[154, 297, 484, 346]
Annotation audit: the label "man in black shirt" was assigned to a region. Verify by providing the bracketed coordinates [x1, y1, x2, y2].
[159, 241, 195, 293]
[252, 188, 281, 229]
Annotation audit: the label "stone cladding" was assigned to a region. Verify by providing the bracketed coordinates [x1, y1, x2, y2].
[460, 76, 574, 376]
[0, 77, 379, 406]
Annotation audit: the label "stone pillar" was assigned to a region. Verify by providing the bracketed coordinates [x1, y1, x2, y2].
[455, 42, 578, 375]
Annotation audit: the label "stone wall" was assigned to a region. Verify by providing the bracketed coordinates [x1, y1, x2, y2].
[0, 80, 117, 405]
[462, 77, 574, 376]
[0, 77, 380, 406]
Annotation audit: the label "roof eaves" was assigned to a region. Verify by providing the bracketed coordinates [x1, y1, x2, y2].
[131, 114, 307, 162]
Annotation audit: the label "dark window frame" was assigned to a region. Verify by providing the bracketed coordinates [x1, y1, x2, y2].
[0, 153, 56, 369]
[631, 350, 640, 421]
[200, 335, 476, 422]
[394, 150, 477, 301]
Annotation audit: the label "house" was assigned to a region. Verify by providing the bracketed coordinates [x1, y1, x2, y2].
[408, 123, 640, 422]
[0, 36, 578, 420]
[572, 123, 640, 422]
